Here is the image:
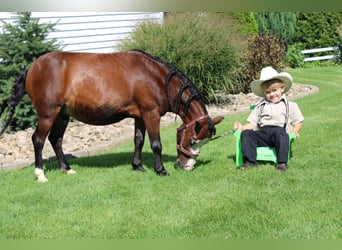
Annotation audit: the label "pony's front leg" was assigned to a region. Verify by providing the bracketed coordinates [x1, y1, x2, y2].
[143, 113, 168, 175]
[150, 138, 168, 176]
[132, 118, 146, 172]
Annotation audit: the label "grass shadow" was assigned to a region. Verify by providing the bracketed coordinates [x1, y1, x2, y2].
[44, 151, 177, 172]
[44, 150, 216, 173]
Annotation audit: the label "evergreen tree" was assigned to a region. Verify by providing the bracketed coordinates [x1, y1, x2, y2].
[230, 12, 258, 36]
[292, 12, 342, 49]
[0, 12, 61, 132]
[254, 12, 296, 43]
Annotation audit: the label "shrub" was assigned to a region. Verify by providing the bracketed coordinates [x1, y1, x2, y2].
[230, 12, 258, 36]
[118, 13, 240, 103]
[237, 33, 287, 93]
[284, 44, 305, 68]
[293, 12, 342, 49]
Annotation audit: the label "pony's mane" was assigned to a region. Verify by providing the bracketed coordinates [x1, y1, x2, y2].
[130, 49, 207, 116]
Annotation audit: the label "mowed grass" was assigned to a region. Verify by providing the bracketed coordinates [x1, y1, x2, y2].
[0, 66, 341, 239]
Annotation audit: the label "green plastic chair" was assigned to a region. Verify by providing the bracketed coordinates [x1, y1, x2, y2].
[233, 130, 296, 166]
[233, 104, 296, 166]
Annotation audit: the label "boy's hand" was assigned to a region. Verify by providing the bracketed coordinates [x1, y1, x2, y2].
[233, 122, 255, 131]
[290, 122, 303, 138]
[290, 131, 300, 138]
[233, 121, 243, 131]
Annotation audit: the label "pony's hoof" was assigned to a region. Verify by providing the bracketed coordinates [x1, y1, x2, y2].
[67, 169, 77, 175]
[156, 169, 169, 176]
[37, 175, 48, 183]
[61, 168, 77, 175]
[133, 166, 145, 172]
[34, 168, 48, 183]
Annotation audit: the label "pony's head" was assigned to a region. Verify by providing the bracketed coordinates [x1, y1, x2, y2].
[176, 115, 223, 170]
[160, 56, 224, 171]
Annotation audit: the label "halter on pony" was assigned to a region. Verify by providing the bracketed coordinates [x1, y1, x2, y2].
[164, 66, 216, 158]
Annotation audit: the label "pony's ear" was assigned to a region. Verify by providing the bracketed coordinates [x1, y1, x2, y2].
[195, 116, 224, 139]
[212, 116, 224, 125]
[208, 116, 224, 135]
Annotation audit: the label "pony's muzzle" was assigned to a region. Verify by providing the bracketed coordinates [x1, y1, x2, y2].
[175, 158, 196, 171]
[175, 138, 210, 170]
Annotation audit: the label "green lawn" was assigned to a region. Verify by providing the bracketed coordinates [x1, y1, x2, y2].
[0, 66, 341, 239]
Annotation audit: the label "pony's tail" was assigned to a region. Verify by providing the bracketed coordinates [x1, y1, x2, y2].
[0, 70, 28, 136]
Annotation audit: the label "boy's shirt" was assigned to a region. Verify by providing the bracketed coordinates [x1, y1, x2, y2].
[247, 95, 304, 132]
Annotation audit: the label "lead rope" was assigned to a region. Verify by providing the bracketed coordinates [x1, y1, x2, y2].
[209, 129, 236, 141]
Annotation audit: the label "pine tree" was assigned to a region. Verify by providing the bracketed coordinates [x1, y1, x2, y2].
[254, 12, 296, 43]
[0, 12, 61, 132]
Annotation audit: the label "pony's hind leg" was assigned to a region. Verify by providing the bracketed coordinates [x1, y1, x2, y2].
[32, 105, 64, 182]
[32, 117, 54, 182]
[132, 118, 146, 172]
[48, 110, 76, 175]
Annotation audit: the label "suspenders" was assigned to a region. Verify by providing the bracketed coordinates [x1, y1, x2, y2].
[257, 99, 289, 129]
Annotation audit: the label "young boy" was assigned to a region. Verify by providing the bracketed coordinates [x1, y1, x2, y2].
[233, 66, 304, 171]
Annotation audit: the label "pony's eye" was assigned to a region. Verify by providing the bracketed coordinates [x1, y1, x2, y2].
[195, 123, 202, 135]
[190, 139, 196, 145]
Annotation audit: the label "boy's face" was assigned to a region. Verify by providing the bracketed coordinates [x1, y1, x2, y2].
[264, 85, 285, 103]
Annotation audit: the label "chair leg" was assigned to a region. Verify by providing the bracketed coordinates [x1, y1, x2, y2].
[234, 130, 243, 166]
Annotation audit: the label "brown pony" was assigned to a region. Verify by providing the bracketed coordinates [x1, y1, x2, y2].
[0, 50, 223, 182]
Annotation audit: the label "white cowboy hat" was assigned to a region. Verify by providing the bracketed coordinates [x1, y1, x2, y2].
[250, 66, 293, 97]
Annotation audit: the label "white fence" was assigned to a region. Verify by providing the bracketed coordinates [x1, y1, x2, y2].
[0, 12, 163, 53]
[301, 46, 340, 62]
